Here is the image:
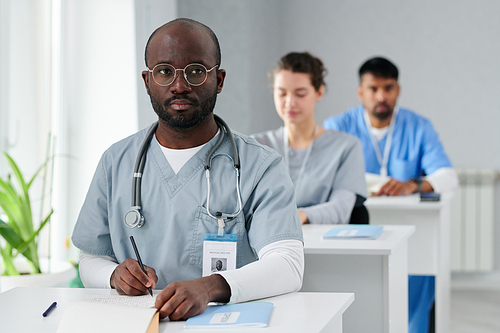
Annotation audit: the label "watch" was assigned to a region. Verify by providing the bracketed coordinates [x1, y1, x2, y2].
[410, 177, 423, 193]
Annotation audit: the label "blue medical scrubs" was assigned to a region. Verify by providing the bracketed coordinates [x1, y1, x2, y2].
[323, 105, 452, 181]
[324, 105, 451, 333]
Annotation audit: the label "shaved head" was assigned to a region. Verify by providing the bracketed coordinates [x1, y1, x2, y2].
[144, 18, 221, 68]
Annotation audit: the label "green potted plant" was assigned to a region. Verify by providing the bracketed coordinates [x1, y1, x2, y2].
[0, 151, 76, 291]
[0, 152, 53, 275]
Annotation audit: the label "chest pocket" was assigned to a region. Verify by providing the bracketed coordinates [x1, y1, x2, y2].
[389, 157, 420, 181]
[189, 206, 247, 267]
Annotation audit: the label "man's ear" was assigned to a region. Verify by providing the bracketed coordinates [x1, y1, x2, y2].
[216, 69, 226, 94]
[142, 71, 151, 95]
[356, 85, 363, 101]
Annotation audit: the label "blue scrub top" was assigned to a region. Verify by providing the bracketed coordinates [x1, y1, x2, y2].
[323, 106, 452, 181]
[72, 124, 303, 289]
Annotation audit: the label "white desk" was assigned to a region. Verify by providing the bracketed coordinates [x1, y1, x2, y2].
[301, 225, 414, 333]
[0, 287, 354, 333]
[365, 193, 453, 333]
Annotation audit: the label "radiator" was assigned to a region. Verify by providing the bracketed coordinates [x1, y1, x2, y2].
[450, 169, 497, 272]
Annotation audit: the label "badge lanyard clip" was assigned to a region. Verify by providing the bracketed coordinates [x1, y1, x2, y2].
[216, 212, 225, 237]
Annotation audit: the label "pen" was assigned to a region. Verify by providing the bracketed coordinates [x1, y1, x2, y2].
[42, 302, 57, 317]
[130, 235, 153, 297]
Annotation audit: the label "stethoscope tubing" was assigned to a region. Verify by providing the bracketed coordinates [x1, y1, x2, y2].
[126, 115, 242, 228]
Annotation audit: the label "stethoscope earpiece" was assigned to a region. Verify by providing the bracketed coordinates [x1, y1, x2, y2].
[124, 208, 145, 228]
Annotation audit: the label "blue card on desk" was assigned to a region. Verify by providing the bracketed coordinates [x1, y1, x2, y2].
[323, 225, 384, 240]
[185, 302, 273, 329]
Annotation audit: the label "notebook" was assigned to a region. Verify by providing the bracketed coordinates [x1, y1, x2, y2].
[185, 302, 274, 329]
[323, 225, 384, 240]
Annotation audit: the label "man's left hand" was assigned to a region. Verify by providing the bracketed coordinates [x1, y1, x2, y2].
[155, 274, 231, 320]
[376, 178, 419, 196]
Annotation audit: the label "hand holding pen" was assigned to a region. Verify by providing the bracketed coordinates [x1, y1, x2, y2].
[130, 236, 153, 297]
[109, 237, 158, 296]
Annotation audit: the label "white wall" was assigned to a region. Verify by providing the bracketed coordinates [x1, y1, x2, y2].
[179, 0, 500, 269]
[59, 0, 138, 260]
[134, 0, 177, 130]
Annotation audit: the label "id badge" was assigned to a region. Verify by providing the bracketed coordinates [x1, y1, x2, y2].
[202, 233, 237, 277]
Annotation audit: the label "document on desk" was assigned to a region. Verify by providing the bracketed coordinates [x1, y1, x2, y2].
[185, 302, 274, 329]
[323, 225, 384, 240]
[56, 295, 159, 333]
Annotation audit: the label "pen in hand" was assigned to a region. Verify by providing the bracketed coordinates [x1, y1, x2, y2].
[42, 302, 57, 317]
[130, 236, 153, 297]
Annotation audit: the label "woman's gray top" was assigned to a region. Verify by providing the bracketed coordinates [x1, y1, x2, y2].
[252, 127, 367, 224]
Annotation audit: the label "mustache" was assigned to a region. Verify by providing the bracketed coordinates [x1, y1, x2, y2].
[164, 95, 199, 107]
[376, 102, 390, 109]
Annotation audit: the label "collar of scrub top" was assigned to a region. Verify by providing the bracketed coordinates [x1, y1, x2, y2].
[283, 125, 318, 197]
[363, 106, 399, 177]
[124, 114, 242, 232]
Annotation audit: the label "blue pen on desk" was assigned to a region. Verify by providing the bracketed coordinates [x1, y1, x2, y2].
[42, 302, 57, 317]
[130, 235, 153, 297]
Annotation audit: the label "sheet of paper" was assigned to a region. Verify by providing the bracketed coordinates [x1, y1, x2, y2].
[84, 294, 157, 308]
[56, 300, 157, 333]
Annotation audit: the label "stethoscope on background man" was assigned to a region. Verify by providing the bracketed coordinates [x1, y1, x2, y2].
[124, 114, 243, 235]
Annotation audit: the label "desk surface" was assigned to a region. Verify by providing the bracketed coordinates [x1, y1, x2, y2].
[0, 287, 354, 333]
[302, 224, 415, 256]
[365, 193, 452, 210]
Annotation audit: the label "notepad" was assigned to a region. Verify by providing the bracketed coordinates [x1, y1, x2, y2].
[184, 302, 274, 329]
[323, 225, 384, 239]
[56, 295, 159, 333]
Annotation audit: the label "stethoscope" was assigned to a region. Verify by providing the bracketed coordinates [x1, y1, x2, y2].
[124, 115, 243, 234]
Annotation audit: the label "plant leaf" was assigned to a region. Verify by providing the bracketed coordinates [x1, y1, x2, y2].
[0, 246, 20, 276]
[15, 210, 53, 256]
[0, 219, 39, 269]
[1, 153, 34, 239]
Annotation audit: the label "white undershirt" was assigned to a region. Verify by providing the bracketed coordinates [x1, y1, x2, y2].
[79, 239, 304, 303]
[158, 137, 206, 174]
[369, 126, 389, 142]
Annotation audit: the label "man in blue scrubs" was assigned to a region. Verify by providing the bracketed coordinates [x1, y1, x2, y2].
[72, 18, 303, 321]
[324, 57, 457, 333]
[323, 57, 457, 196]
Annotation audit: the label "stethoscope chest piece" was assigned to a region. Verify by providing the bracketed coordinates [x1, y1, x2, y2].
[124, 207, 144, 228]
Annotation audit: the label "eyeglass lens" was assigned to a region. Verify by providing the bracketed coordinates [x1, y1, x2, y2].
[153, 64, 208, 86]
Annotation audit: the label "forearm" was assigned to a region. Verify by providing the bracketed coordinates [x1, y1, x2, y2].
[300, 189, 356, 224]
[79, 252, 118, 289]
[217, 239, 304, 303]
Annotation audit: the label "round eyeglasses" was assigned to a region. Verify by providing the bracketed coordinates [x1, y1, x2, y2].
[147, 63, 218, 87]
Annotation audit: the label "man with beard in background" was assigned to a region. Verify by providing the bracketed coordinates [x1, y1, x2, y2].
[323, 56, 457, 196]
[323, 56, 457, 333]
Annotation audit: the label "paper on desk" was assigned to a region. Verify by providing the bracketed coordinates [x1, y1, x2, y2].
[84, 294, 157, 308]
[56, 300, 158, 333]
[366, 172, 390, 195]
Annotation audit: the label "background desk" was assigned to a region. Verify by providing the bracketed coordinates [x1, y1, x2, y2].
[301, 225, 414, 333]
[0, 287, 354, 333]
[365, 194, 453, 333]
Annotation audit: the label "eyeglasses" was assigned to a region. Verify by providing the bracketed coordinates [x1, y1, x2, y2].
[147, 63, 218, 87]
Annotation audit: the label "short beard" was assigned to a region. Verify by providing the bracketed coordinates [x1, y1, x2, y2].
[370, 102, 393, 121]
[151, 91, 218, 130]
